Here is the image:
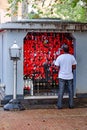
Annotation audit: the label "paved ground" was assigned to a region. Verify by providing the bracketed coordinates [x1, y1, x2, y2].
[0, 106, 87, 130]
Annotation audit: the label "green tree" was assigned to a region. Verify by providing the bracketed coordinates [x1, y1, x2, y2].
[53, 0, 87, 22]
[7, 0, 87, 22]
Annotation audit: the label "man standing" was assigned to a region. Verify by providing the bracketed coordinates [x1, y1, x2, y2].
[55, 44, 77, 109]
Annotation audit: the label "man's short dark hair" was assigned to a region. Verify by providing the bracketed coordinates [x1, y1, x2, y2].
[62, 44, 69, 53]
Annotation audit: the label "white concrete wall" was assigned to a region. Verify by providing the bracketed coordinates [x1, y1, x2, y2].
[0, 29, 87, 97]
[73, 32, 87, 94]
[0, 32, 3, 83]
[0, 30, 27, 96]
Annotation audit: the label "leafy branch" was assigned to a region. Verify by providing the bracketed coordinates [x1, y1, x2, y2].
[6, 0, 87, 22]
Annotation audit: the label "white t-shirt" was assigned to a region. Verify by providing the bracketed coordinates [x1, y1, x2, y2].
[55, 54, 77, 79]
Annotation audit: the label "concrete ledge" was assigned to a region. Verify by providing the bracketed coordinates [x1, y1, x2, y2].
[20, 97, 87, 109]
[76, 93, 87, 98]
[1, 94, 87, 110]
[1, 95, 24, 105]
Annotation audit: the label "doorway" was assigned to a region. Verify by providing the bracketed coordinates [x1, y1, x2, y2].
[23, 32, 75, 96]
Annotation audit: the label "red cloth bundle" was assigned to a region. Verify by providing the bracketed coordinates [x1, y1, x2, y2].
[23, 33, 74, 83]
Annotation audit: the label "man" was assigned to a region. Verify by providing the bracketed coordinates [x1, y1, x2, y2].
[55, 44, 77, 109]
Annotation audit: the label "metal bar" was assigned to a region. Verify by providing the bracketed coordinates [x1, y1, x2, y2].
[13, 60, 17, 99]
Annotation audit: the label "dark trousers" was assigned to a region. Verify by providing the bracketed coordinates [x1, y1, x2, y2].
[57, 78, 74, 108]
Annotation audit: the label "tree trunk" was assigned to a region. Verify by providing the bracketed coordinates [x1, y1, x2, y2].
[22, 0, 28, 19]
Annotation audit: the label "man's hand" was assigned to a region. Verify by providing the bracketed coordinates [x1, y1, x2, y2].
[72, 65, 76, 70]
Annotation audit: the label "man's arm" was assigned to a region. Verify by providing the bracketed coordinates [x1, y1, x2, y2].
[72, 64, 76, 70]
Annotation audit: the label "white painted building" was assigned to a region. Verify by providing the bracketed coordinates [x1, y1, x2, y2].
[0, 19, 87, 102]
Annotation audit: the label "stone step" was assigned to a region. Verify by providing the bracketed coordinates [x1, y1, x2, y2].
[1, 96, 87, 110]
[21, 97, 87, 109]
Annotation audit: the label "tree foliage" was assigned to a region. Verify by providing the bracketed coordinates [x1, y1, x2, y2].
[7, 0, 87, 22]
[53, 0, 87, 22]
[7, 0, 23, 16]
